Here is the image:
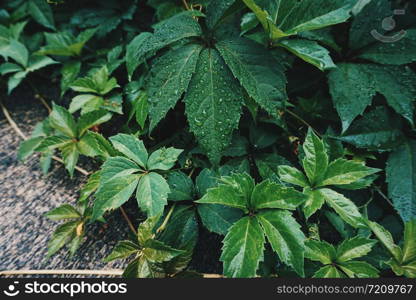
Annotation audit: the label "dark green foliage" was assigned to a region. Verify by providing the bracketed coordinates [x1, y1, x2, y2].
[1, 0, 414, 278]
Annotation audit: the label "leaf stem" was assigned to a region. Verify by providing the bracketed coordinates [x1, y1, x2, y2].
[373, 186, 394, 208]
[156, 204, 176, 234]
[285, 109, 321, 137]
[182, 0, 190, 10]
[120, 207, 137, 235]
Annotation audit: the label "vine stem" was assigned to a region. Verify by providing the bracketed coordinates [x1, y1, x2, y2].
[120, 207, 137, 235]
[156, 204, 176, 234]
[182, 0, 190, 10]
[285, 109, 321, 137]
[0, 99, 139, 234]
[29, 82, 52, 113]
[373, 186, 394, 207]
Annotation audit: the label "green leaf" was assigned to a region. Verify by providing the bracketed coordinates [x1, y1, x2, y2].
[198, 204, 243, 236]
[257, 210, 305, 276]
[206, 0, 239, 29]
[255, 153, 291, 183]
[313, 265, 345, 278]
[92, 174, 139, 221]
[251, 180, 306, 211]
[167, 171, 194, 201]
[61, 142, 79, 177]
[61, 61, 81, 96]
[367, 221, 403, 262]
[18, 136, 44, 161]
[136, 172, 170, 217]
[109, 134, 148, 168]
[47, 221, 79, 258]
[303, 188, 326, 219]
[320, 188, 365, 228]
[197, 173, 254, 212]
[1, 40, 29, 67]
[338, 261, 379, 278]
[318, 158, 379, 187]
[148, 43, 202, 131]
[402, 219, 416, 263]
[137, 215, 160, 247]
[126, 32, 153, 79]
[386, 140, 416, 222]
[277, 0, 353, 35]
[195, 168, 219, 196]
[77, 110, 112, 137]
[336, 236, 377, 263]
[147, 147, 183, 171]
[302, 129, 328, 185]
[35, 136, 71, 152]
[221, 216, 265, 278]
[328, 63, 416, 131]
[184, 48, 243, 164]
[26, 55, 57, 72]
[358, 29, 416, 65]
[241, 0, 288, 40]
[45, 204, 81, 221]
[100, 156, 141, 183]
[28, 0, 55, 30]
[142, 239, 184, 263]
[69, 94, 101, 114]
[337, 106, 406, 151]
[278, 165, 309, 187]
[0, 62, 23, 75]
[78, 171, 101, 206]
[305, 239, 336, 264]
[349, 0, 393, 50]
[49, 103, 77, 138]
[216, 37, 287, 117]
[126, 11, 202, 78]
[134, 91, 148, 129]
[278, 39, 336, 71]
[104, 240, 140, 262]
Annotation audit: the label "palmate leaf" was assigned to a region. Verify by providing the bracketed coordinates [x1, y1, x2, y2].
[359, 29, 416, 65]
[28, 0, 55, 30]
[243, 0, 353, 38]
[386, 139, 416, 222]
[257, 210, 305, 276]
[167, 171, 194, 201]
[61, 142, 79, 177]
[148, 43, 202, 131]
[197, 204, 243, 236]
[302, 129, 328, 186]
[99, 157, 141, 183]
[126, 10, 203, 79]
[305, 239, 337, 265]
[184, 48, 243, 164]
[319, 188, 365, 228]
[328, 63, 416, 132]
[136, 172, 170, 217]
[303, 188, 326, 219]
[338, 261, 379, 278]
[104, 240, 140, 262]
[47, 220, 79, 258]
[45, 204, 81, 221]
[278, 165, 309, 187]
[92, 174, 140, 221]
[318, 158, 379, 187]
[278, 39, 336, 71]
[251, 180, 306, 210]
[49, 103, 77, 138]
[197, 173, 254, 212]
[367, 221, 403, 262]
[313, 265, 345, 278]
[147, 147, 183, 171]
[336, 236, 377, 263]
[216, 37, 287, 117]
[109, 134, 148, 168]
[221, 216, 265, 278]
[337, 106, 406, 151]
